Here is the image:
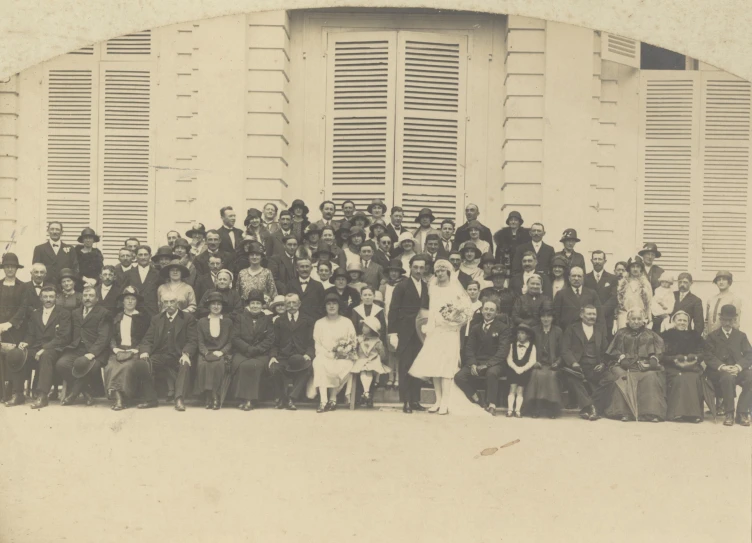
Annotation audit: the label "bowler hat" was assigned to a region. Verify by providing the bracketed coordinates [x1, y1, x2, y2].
[505, 211, 524, 226]
[77, 227, 100, 243]
[367, 199, 388, 215]
[151, 246, 175, 263]
[282, 354, 312, 373]
[460, 242, 482, 260]
[0, 252, 23, 269]
[351, 211, 371, 227]
[185, 223, 206, 238]
[638, 242, 662, 259]
[560, 228, 580, 243]
[289, 199, 309, 215]
[386, 258, 405, 274]
[713, 270, 733, 284]
[72, 355, 98, 379]
[117, 285, 144, 303]
[5, 347, 27, 372]
[720, 304, 738, 319]
[330, 268, 350, 283]
[116, 350, 135, 362]
[414, 208, 436, 223]
[160, 260, 190, 280]
[361, 315, 381, 334]
[324, 292, 342, 304]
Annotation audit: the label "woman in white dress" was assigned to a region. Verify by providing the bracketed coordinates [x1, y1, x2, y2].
[311, 293, 358, 412]
[409, 259, 472, 414]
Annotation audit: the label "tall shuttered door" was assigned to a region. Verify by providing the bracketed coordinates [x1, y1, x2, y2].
[394, 33, 466, 223]
[325, 33, 397, 211]
[98, 64, 153, 259]
[45, 68, 98, 246]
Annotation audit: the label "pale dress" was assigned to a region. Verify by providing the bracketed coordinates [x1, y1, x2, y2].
[311, 316, 357, 389]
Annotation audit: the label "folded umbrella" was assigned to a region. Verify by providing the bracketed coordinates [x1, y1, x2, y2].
[701, 376, 717, 423]
[613, 371, 639, 421]
[219, 359, 235, 408]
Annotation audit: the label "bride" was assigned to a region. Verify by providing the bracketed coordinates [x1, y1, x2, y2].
[409, 259, 482, 415]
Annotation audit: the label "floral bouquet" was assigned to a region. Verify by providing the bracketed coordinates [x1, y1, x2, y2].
[333, 338, 358, 360]
[439, 303, 469, 325]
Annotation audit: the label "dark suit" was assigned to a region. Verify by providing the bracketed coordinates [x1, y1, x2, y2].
[360, 260, 385, 292]
[509, 272, 553, 299]
[553, 250, 587, 274]
[512, 241, 555, 276]
[139, 310, 198, 401]
[387, 276, 429, 403]
[453, 221, 494, 253]
[194, 273, 217, 306]
[270, 312, 315, 401]
[455, 317, 512, 405]
[57, 305, 112, 395]
[23, 282, 52, 319]
[267, 228, 294, 258]
[122, 265, 161, 317]
[96, 284, 121, 316]
[561, 321, 608, 409]
[313, 219, 341, 231]
[645, 264, 665, 293]
[113, 264, 133, 288]
[372, 249, 391, 270]
[704, 328, 752, 414]
[229, 311, 274, 401]
[286, 277, 325, 322]
[553, 286, 603, 331]
[584, 270, 618, 336]
[671, 291, 704, 337]
[385, 223, 406, 244]
[217, 225, 244, 254]
[0, 278, 27, 344]
[32, 241, 79, 284]
[267, 253, 297, 294]
[194, 249, 235, 277]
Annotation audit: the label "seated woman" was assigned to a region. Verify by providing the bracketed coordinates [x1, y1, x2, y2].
[512, 275, 551, 327]
[198, 269, 243, 321]
[172, 238, 198, 287]
[196, 292, 234, 410]
[103, 286, 152, 410]
[526, 301, 563, 418]
[157, 259, 197, 313]
[351, 286, 386, 344]
[660, 311, 705, 423]
[325, 268, 361, 318]
[236, 240, 277, 306]
[56, 268, 83, 310]
[604, 308, 666, 422]
[311, 293, 357, 413]
[230, 289, 274, 411]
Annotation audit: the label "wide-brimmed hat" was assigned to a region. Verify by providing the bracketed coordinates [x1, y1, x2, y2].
[414, 208, 435, 223]
[638, 242, 662, 259]
[386, 258, 406, 274]
[72, 355, 98, 379]
[304, 224, 321, 239]
[369, 219, 387, 233]
[346, 262, 363, 276]
[117, 285, 143, 303]
[58, 268, 79, 284]
[460, 242, 482, 260]
[244, 208, 262, 226]
[513, 323, 536, 341]
[351, 211, 371, 227]
[185, 223, 206, 238]
[312, 243, 335, 260]
[398, 232, 415, 246]
[0, 252, 23, 269]
[626, 255, 645, 271]
[505, 211, 524, 226]
[5, 347, 27, 372]
[348, 226, 366, 239]
[241, 238, 265, 256]
[713, 270, 733, 284]
[151, 245, 175, 263]
[361, 315, 382, 334]
[324, 292, 342, 304]
[289, 199, 309, 215]
[245, 289, 265, 305]
[330, 268, 350, 283]
[204, 291, 228, 308]
[550, 255, 569, 269]
[77, 227, 100, 243]
[160, 260, 190, 280]
[173, 238, 192, 251]
[367, 199, 388, 215]
[269, 295, 286, 310]
[720, 304, 738, 319]
[560, 228, 580, 242]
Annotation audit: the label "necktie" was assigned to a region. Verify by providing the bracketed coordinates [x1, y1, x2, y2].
[83, 308, 90, 319]
[364, 261, 369, 269]
[483, 323, 490, 333]
[575, 288, 580, 297]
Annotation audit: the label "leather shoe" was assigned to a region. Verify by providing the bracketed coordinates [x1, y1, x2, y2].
[579, 407, 590, 420]
[137, 401, 158, 409]
[30, 396, 49, 409]
[403, 402, 413, 414]
[275, 398, 284, 410]
[588, 405, 600, 421]
[723, 412, 734, 426]
[737, 413, 751, 427]
[175, 398, 186, 412]
[82, 391, 94, 406]
[286, 399, 297, 411]
[411, 402, 426, 412]
[5, 394, 24, 407]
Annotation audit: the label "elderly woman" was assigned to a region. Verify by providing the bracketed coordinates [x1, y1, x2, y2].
[196, 292, 234, 410]
[550, 255, 569, 299]
[289, 199, 310, 243]
[512, 274, 551, 327]
[325, 268, 361, 318]
[103, 286, 152, 410]
[604, 308, 666, 422]
[526, 301, 564, 418]
[198, 269, 243, 320]
[185, 222, 207, 257]
[230, 290, 274, 411]
[457, 242, 484, 289]
[311, 293, 358, 413]
[56, 268, 83, 310]
[236, 240, 277, 306]
[172, 237, 198, 287]
[660, 311, 706, 423]
[458, 220, 491, 256]
[616, 256, 652, 329]
[75, 227, 104, 287]
[157, 260, 197, 313]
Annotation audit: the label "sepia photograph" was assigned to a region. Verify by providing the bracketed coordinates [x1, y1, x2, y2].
[0, 1, 750, 541]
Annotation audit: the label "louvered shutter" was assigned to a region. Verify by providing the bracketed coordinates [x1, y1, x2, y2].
[103, 31, 153, 59]
[324, 32, 396, 211]
[97, 63, 154, 259]
[637, 72, 700, 271]
[394, 32, 467, 224]
[601, 32, 640, 69]
[43, 61, 99, 245]
[698, 72, 751, 273]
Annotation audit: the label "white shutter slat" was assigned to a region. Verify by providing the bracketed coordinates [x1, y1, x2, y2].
[98, 63, 154, 259]
[601, 32, 640, 69]
[699, 73, 751, 273]
[104, 31, 153, 58]
[394, 32, 467, 224]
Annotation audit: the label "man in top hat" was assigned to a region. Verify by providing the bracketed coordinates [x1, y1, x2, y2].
[554, 229, 587, 274]
[510, 251, 553, 298]
[286, 257, 325, 321]
[453, 203, 494, 253]
[511, 222, 554, 276]
[217, 206, 244, 253]
[438, 219, 455, 257]
[671, 272, 704, 336]
[584, 250, 618, 338]
[122, 245, 161, 317]
[56, 285, 111, 406]
[32, 221, 79, 285]
[454, 296, 512, 414]
[638, 243, 664, 292]
[268, 235, 299, 294]
[480, 265, 516, 318]
[385, 206, 405, 245]
[412, 208, 440, 253]
[493, 211, 531, 277]
[705, 271, 743, 337]
[704, 304, 752, 426]
[314, 200, 341, 231]
[96, 265, 121, 315]
[269, 292, 315, 410]
[267, 210, 295, 257]
[553, 266, 603, 331]
[114, 247, 135, 287]
[12, 285, 72, 408]
[359, 241, 386, 292]
[366, 199, 388, 223]
[194, 229, 235, 277]
[341, 200, 356, 223]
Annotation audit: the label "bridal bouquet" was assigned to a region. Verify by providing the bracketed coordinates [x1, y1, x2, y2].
[439, 303, 469, 325]
[333, 338, 358, 360]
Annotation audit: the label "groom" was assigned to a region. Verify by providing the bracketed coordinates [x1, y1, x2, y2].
[388, 254, 430, 413]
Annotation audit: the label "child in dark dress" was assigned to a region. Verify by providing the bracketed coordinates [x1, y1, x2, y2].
[506, 324, 537, 417]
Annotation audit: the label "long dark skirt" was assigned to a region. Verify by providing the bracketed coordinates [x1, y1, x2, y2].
[229, 354, 268, 401]
[665, 368, 704, 420]
[524, 367, 562, 414]
[602, 367, 667, 420]
[195, 355, 225, 395]
[104, 353, 141, 398]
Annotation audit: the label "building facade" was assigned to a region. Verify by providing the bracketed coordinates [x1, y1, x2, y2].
[1, 10, 750, 322]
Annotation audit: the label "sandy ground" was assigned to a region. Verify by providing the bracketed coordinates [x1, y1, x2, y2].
[0, 403, 750, 543]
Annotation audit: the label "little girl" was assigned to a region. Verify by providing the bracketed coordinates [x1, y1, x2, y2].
[350, 316, 389, 408]
[506, 324, 537, 417]
[651, 273, 675, 332]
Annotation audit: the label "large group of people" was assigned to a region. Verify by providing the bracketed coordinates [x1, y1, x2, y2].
[0, 199, 750, 427]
